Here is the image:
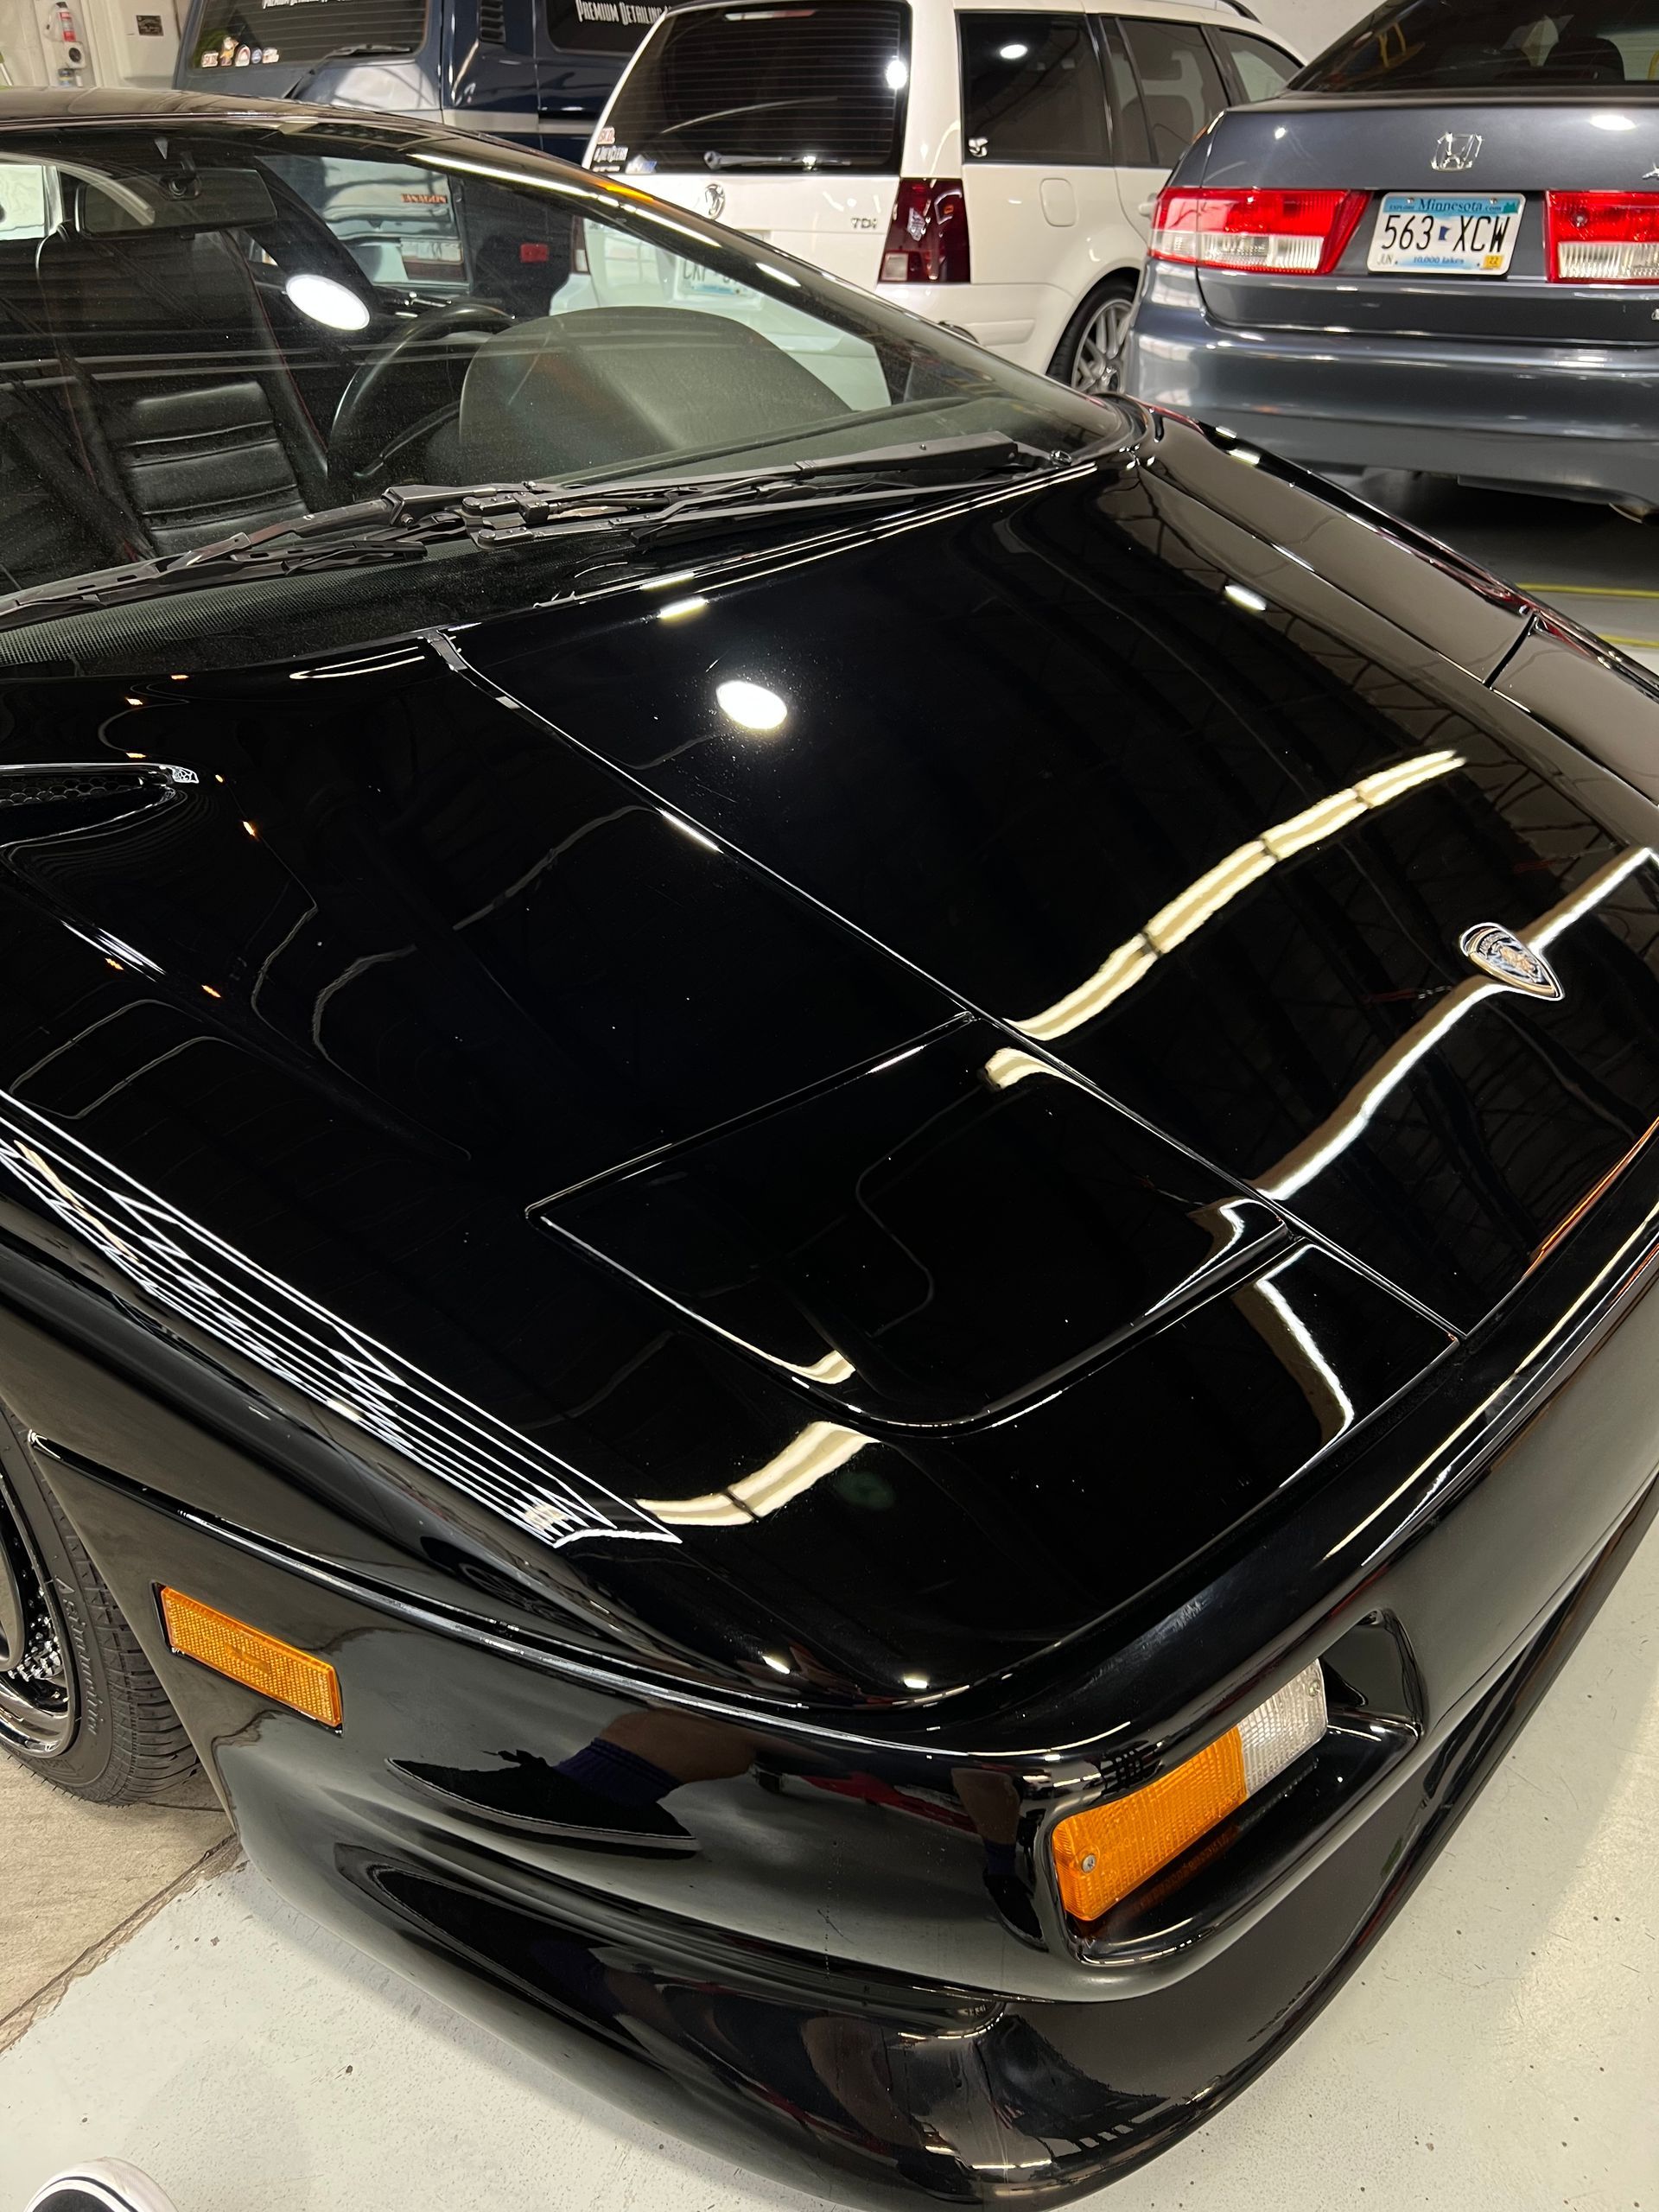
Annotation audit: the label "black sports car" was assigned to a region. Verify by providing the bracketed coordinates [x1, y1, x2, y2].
[1, 87, 1656, 2209]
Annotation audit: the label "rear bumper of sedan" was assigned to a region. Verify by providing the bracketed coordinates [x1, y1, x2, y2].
[1123, 261, 1659, 505]
[31, 1151, 1659, 2206]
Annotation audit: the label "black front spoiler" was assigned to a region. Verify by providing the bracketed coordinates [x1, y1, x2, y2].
[105, 1477, 1657, 2209]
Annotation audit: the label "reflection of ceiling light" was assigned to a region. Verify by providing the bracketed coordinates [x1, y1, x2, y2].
[716, 678, 788, 733]
[1242, 1257, 1355, 1439]
[998, 41, 1028, 58]
[658, 594, 708, 621]
[984, 1047, 1049, 1090]
[1224, 582, 1268, 612]
[885, 55, 908, 87]
[1592, 112, 1636, 130]
[1012, 750, 1465, 1043]
[639, 1420, 868, 1525]
[658, 810, 720, 852]
[901, 1672, 930, 1690]
[283, 271, 371, 331]
[761, 1651, 792, 1673]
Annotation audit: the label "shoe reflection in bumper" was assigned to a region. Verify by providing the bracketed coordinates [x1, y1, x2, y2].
[391, 1739, 700, 1851]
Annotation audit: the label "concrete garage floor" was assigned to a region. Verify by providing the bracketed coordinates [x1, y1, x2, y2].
[1, 485, 1656, 2212]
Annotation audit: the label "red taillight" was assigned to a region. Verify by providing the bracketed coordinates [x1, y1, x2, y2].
[1149, 188, 1369, 276]
[1546, 190, 1659, 283]
[879, 178, 970, 284]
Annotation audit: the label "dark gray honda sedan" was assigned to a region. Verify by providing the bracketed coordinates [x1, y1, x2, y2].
[1122, 1, 1659, 511]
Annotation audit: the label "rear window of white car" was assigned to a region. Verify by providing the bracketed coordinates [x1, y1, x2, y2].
[598, 2, 911, 175]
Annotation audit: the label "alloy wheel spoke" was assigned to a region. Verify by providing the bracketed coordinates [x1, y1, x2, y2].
[0, 1482, 74, 1754]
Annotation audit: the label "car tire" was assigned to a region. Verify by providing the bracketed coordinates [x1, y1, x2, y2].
[0, 1425, 199, 1802]
[1047, 276, 1139, 397]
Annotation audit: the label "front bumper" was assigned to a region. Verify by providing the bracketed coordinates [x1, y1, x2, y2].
[1122, 261, 1659, 505]
[25, 1145, 1659, 2204]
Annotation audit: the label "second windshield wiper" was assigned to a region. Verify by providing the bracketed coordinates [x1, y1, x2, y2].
[0, 434, 1090, 631]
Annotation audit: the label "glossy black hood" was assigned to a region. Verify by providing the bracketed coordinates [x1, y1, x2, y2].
[3, 417, 1659, 1712]
[464, 422, 1659, 1338]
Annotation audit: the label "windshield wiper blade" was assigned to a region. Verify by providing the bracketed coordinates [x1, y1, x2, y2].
[564, 431, 1074, 493]
[0, 436, 1096, 631]
[700, 151, 854, 170]
[0, 498, 458, 630]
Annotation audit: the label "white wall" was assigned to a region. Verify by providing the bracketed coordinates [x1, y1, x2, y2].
[0, 0, 50, 83]
[0, 0, 180, 88]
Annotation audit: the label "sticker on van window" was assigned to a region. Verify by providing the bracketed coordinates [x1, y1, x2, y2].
[592, 143, 627, 167]
[594, 124, 615, 145]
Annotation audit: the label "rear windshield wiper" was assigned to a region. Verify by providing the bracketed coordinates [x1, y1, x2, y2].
[699, 152, 855, 170]
[0, 435, 1094, 632]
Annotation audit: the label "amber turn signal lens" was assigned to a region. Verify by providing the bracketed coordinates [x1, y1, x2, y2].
[160, 1587, 342, 1728]
[1051, 1662, 1327, 1923]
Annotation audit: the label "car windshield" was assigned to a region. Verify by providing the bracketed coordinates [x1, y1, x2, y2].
[1297, 1, 1659, 92]
[0, 115, 1116, 661]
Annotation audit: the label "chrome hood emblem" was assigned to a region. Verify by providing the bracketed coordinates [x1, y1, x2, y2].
[1431, 131, 1482, 173]
[703, 181, 727, 219]
[1459, 922, 1563, 1001]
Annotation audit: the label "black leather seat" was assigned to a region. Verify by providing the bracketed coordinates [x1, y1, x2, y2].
[36, 223, 328, 555]
[457, 306, 851, 482]
[0, 245, 132, 584]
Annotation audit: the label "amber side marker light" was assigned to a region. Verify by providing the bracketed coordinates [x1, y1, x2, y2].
[1052, 1662, 1327, 1923]
[159, 1587, 342, 1728]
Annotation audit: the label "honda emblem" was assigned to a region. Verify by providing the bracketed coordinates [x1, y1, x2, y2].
[1430, 132, 1482, 173]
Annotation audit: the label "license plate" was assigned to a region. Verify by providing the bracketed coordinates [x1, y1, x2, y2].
[1368, 192, 1525, 276]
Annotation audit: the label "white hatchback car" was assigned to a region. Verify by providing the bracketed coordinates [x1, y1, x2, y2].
[584, 0, 1300, 389]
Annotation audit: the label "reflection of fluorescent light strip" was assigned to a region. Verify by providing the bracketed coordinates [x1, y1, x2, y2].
[658, 810, 720, 852]
[983, 1047, 1052, 1089]
[1249, 1260, 1355, 1440]
[1146, 840, 1276, 954]
[639, 1420, 868, 1525]
[1013, 943, 1156, 1045]
[1262, 845, 1656, 1203]
[416, 151, 613, 205]
[1354, 754, 1463, 808]
[1012, 751, 1465, 1044]
[1262, 790, 1368, 861]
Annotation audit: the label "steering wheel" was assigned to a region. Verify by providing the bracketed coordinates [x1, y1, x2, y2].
[328, 300, 512, 487]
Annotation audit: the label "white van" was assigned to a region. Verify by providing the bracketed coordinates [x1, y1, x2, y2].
[583, 0, 1300, 390]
